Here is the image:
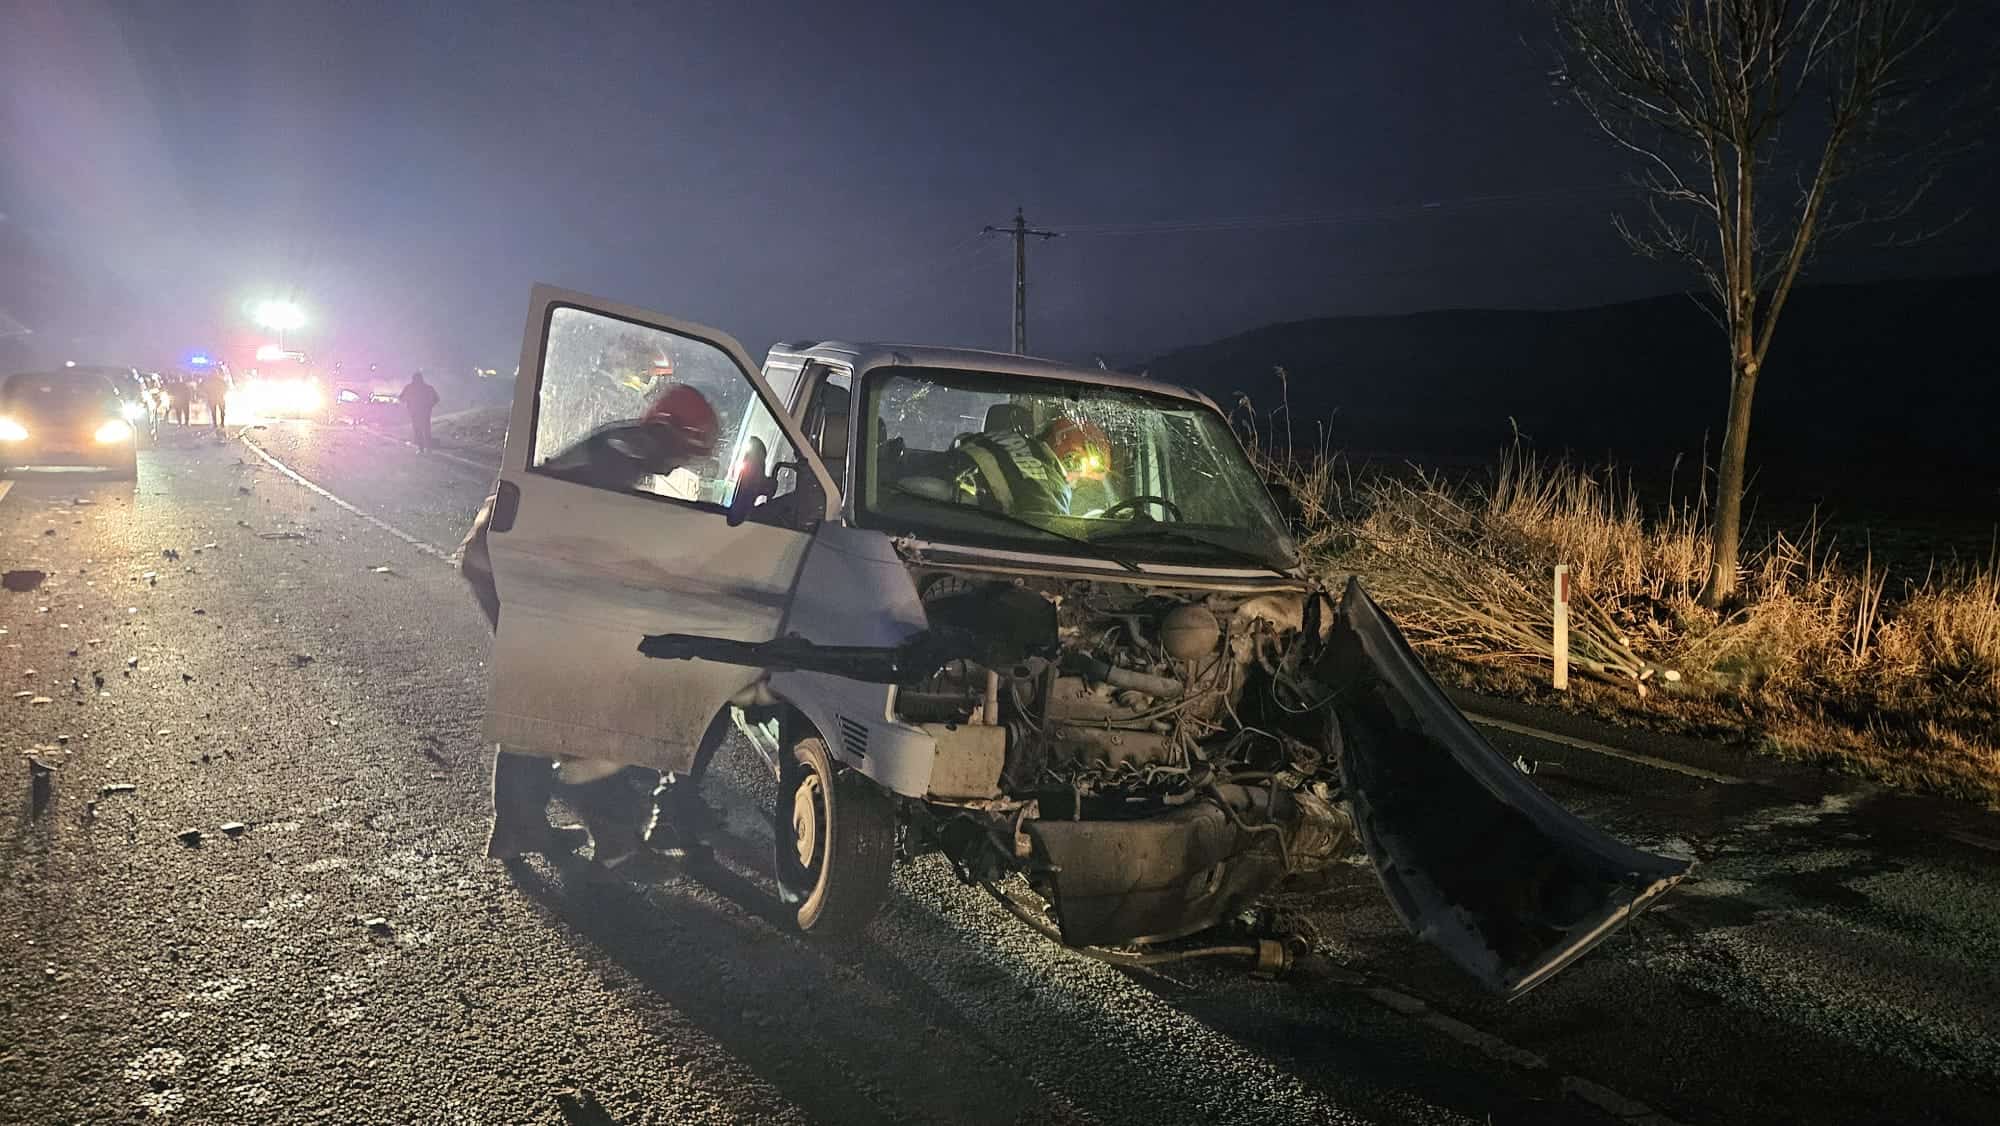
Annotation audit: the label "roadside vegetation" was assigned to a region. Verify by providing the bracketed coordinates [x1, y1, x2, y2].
[1248, 414, 2000, 802]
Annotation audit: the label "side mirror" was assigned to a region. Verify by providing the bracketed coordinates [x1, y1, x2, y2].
[726, 473, 760, 526]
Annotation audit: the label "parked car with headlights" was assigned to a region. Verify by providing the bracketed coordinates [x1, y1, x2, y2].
[332, 382, 403, 426]
[232, 367, 324, 419]
[0, 369, 140, 478]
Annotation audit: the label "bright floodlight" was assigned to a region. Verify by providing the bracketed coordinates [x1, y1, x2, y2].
[255, 300, 306, 332]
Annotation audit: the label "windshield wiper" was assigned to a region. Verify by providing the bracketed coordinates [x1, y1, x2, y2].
[1090, 525, 1294, 576]
[890, 483, 1142, 572]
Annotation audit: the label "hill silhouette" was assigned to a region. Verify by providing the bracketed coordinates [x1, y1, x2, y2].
[1145, 273, 2000, 510]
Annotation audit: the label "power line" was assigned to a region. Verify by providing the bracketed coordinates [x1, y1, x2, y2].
[982, 207, 1060, 353]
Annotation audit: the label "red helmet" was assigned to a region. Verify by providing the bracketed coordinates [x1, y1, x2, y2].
[641, 383, 719, 456]
[1042, 417, 1111, 481]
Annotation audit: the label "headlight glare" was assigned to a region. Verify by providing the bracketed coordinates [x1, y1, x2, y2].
[95, 419, 133, 444]
[0, 417, 26, 441]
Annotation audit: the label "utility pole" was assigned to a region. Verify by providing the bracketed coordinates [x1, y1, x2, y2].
[982, 207, 1059, 354]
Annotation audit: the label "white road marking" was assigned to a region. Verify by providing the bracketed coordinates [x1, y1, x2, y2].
[0, 479, 13, 504]
[1465, 711, 1750, 785]
[1945, 829, 2000, 854]
[238, 434, 458, 564]
[1359, 984, 1689, 1124]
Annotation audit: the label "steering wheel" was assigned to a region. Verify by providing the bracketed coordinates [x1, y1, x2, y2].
[1097, 494, 1183, 522]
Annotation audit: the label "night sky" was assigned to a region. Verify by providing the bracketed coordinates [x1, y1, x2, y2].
[3, 0, 1994, 378]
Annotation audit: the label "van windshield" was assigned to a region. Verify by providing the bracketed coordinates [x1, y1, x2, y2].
[855, 365, 1297, 572]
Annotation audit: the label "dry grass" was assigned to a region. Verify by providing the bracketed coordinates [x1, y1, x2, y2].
[1247, 404, 2000, 800]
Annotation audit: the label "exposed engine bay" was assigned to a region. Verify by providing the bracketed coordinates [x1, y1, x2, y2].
[646, 565, 1693, 1000]
[894, 572, 1356, 945]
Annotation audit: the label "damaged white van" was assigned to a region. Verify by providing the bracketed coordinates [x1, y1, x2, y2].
[480, 287, 1690, 1000]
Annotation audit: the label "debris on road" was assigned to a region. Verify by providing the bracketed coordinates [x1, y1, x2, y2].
[293, 654, 314, 668]
[554, 1088, 617, 1126]
[220, 822, 248, 838]
[237, 486, 253, 496]
[28, 756, 56, 815]
[3, 569, 48, 592]
[368, 565, 396, 575]
[176, 829, 204, 847]
[257, 531, 307, 541]
[161, 548, 180, 561]
[126, 656, 139, 669]
[362, 916, 393, 936]
[28, 696, 52, 706]
[99, 783, 137, 797]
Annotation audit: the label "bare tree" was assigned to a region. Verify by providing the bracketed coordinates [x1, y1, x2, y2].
[1547, 0, 1984, 605]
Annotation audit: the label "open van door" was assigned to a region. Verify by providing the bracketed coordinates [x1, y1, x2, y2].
[480, 286, 839, 774]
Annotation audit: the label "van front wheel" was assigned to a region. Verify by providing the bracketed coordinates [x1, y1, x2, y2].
[775, 734, 895, 936]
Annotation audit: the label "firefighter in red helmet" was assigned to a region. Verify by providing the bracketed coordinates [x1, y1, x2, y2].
[1041, 416, 1119, 516]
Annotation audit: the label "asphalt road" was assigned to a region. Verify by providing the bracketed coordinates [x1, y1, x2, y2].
[3, 419, 1997, 1125]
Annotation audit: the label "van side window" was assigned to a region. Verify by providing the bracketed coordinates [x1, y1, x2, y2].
[802, 367, 852, 495]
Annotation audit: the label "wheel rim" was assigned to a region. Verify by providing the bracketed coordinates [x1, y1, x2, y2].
[791, 772, 825, 871]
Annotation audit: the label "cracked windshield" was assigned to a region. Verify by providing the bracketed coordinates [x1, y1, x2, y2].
[861, 367, 1296, 570]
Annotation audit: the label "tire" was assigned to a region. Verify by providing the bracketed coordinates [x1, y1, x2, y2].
[775, 734, 896, 936]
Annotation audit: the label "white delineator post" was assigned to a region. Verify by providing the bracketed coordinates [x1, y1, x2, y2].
[1553, 564, 1571, 691]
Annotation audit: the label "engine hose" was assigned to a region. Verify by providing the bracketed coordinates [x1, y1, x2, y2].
[1062, 653, 1184, 699]
[1205, 782, 1291, 874]
[980, 879, 1263, 968]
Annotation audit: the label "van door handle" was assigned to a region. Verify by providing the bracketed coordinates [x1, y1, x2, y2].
[491, 480, 521, 533]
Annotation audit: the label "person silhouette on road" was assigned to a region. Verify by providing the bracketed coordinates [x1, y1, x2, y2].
[401, 371, 440, 452]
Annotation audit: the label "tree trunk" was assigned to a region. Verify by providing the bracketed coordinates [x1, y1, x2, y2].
[1703, 356, 1759, 607]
